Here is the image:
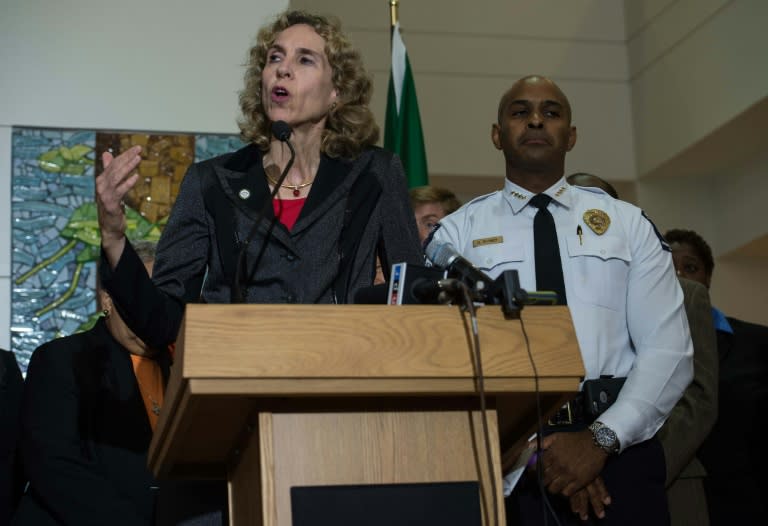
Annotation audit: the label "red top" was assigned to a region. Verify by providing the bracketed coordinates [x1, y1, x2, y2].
[273, 197, 306, 231]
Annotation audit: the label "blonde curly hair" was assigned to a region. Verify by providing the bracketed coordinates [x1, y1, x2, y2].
[238, 10, 379, 159]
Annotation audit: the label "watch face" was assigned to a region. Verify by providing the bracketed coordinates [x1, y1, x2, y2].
[595, 427, 616, 446]
[589, 421, 619, 454]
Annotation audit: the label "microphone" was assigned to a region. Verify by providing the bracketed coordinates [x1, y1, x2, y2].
[425, 241, 495, 293]
[425, 242, 558, 316]
[231, 121, 295, 303]
[411, 277, 462, 304]
[271, 120, 292, 142]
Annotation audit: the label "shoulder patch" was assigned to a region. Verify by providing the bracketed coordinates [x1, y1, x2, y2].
[641, 211, 670, 252]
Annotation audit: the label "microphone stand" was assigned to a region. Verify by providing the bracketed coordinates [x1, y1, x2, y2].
[231, 122, 295, 303]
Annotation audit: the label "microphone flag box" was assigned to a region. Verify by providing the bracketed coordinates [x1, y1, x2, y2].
[388, 262, 407, 305]
[387, 263, 446, 305]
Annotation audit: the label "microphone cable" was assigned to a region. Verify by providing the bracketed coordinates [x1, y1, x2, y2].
[517, 314, 562, 526]
[456, 284, 499, 526]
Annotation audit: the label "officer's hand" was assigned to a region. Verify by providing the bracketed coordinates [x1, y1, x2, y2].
[569, 475, 611, 521]
[539, 430, 608, 497]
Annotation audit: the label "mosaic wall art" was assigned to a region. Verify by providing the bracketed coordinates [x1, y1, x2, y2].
[11, 127, 244, 371]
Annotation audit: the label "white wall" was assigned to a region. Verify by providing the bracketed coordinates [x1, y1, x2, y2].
[0, 126, 10, 349]
[714, 257, 768, 326]
[0, 0, 288, 350]
[627, 0, 768, 176]
[294, 0, 636, 184]
[0, 0, 289, 132]
[627, 0, 768, 324]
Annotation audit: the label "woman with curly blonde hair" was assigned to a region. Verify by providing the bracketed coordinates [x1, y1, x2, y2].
[239, 10, 379, 159]
[94, 9, 421, 349]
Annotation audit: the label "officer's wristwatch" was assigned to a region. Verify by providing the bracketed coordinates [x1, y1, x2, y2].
[589, 421, 620, 455]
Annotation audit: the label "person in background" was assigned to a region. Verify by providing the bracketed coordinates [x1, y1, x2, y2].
[371, 185, 461, 284]
[0, 349, 24, 524]
[655, 277, 717, 526]
[427, 75, 693, 525]
[12, 242, 166, 526]
[665, 228, 768, 525]
[567, 174, 718, 525]
[566, 172, 619, 199]
[409, 185, 462, 243]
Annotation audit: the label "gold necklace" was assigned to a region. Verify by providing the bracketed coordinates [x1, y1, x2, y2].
[265, 173, 313, 197]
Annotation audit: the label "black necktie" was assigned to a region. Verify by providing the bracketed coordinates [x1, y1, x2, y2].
[529, 194, 567, 305]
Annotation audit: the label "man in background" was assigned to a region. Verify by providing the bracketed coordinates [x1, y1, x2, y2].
[409, 186, 462, 244]
[0, 349, 24, 523]
[666, 228, 768, 525]
[373, 185, 461, 285]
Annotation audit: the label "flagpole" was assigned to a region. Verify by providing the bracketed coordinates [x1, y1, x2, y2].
[389, 0, 398, 29]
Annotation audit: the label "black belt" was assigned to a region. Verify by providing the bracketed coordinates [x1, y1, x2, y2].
[548, 393, 590, 427]
[547, 376, 627, 428]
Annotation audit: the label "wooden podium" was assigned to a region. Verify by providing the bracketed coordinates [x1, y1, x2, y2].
[148, 304, 583, 526]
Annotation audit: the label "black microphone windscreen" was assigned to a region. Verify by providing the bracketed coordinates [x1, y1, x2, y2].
[352, 284, 389, 304]
[271, 120, 292, 142]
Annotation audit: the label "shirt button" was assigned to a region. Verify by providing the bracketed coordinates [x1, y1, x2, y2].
[600, 249, 606, 255]
[284, 253, 297, 262]
[284, 294, 297, 303]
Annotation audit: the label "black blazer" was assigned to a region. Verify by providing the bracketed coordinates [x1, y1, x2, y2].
[12, 319, 169, 526]
[101, 145, 423, 350]
[698, 316, 768, 524]
[1, 350, 24, 524]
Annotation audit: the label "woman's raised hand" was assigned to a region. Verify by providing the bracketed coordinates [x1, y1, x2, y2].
[95, 146, 142, 267]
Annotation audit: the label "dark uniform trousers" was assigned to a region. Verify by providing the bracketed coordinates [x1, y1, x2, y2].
[507, 437, 669, 525]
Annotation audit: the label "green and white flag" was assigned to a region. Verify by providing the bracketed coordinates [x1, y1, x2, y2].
[384, 21, 428, 188]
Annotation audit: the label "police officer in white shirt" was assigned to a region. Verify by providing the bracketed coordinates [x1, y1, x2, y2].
[426, 75, 693, 525]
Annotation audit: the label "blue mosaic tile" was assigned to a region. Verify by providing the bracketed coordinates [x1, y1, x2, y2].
[11, 128, 97, 370]
[12, 127, 244, 372]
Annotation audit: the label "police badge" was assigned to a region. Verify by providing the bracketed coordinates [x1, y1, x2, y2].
[583, 209, 610, 235]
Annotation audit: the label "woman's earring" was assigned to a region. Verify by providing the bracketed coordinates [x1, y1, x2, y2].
[330, 101, 337, 111]
[102, 309, 110, 319]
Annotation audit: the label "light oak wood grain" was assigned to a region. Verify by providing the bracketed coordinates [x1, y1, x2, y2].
[148, 304, 584, 526]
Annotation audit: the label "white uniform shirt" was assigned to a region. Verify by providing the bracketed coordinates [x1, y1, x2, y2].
[429, 177, 693, 451]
